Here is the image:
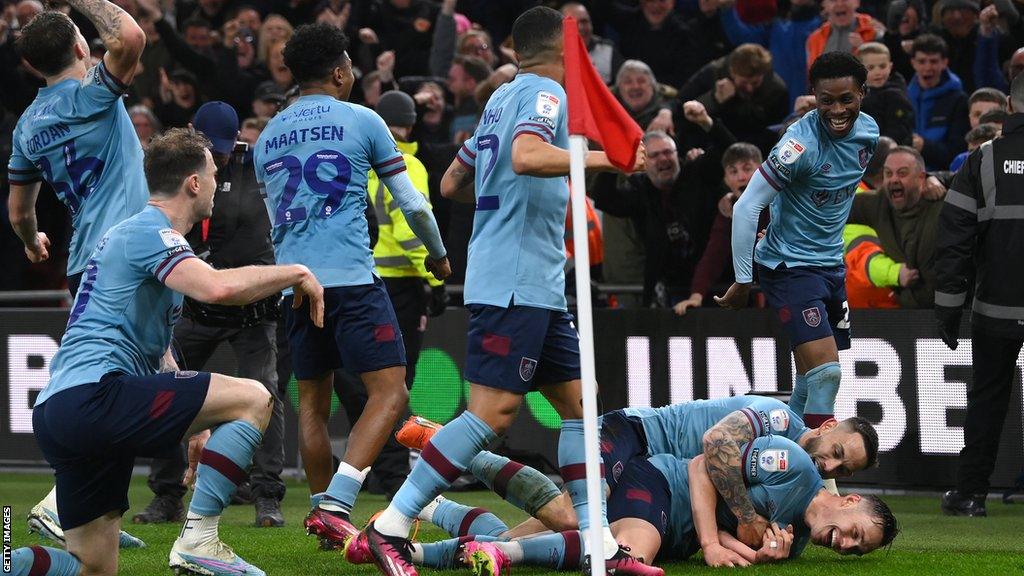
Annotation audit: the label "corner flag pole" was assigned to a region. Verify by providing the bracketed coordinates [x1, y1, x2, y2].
[568, 134, 605, 576]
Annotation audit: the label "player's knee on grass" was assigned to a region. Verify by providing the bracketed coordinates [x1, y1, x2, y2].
[536, 492, 578, 532]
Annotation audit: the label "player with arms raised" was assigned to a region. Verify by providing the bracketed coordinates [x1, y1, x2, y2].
[252, 23, 450, 550]
[717, 52, 879, 443]
[356, 7, 650, 576]
[7, 0, 150, 549]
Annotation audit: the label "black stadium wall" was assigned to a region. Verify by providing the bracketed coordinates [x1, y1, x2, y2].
[2, 308, 1022, 489]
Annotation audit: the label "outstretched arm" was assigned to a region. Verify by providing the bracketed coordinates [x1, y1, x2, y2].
[702, 411, 769, 547]
[66, 0, 146, 84]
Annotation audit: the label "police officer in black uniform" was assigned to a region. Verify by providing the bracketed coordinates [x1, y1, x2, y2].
[132, 102, 288, 527]
[935, 74, 1024, 517]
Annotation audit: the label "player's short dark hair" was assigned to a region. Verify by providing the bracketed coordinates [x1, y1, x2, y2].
[809, 51, 868, 89]
[15, 11, 78, 76]
[145, 128, 212, 197]
[452, 55, 493, 83]
[721, 142, 762, 168]
[283, 23, 350, 85]
[511, 6, 563, 62]
[861, 494, 900, 550]
[911, 34, 948, 59]
[839, 416, 879, 469]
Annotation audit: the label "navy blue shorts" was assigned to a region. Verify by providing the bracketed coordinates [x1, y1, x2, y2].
[32, 371, 210, 529]
[757, 264, 851, 351]
[464, 304, 581, 394]
[284, 277, 406, 379]
[606, 458, 671, 540]
[599, 410, 649, 493]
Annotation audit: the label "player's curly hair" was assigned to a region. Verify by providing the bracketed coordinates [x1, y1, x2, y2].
[282, 23, 350, 85]
[808, 51, 867, 89]
[862, 494, 900, 551]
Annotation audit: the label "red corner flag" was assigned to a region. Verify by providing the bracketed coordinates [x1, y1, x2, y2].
[563, 15, 642, 172]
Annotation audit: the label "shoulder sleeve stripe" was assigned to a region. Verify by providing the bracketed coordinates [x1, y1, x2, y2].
[9, 176, 42, 185]
[741, 441, 754, 487]
[763, 158, 789, 184]
[513, 129, 553, 144]
[373, 156, 405, 170]
[8, 167, 41, 175]
[456, 154, 474, 170]
[460, 144, 477, 159]
[514, 121, 555, 141]
[156, 252, 195, 283]
[95, 62, 128, 94]
[758, 166, 783, 191]
[378, 165, 407, 178]
[740, 408, 763, 437]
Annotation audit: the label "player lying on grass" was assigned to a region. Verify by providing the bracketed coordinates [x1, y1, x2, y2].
[384, 394, 878, 549]
[346, 435, 898, 573]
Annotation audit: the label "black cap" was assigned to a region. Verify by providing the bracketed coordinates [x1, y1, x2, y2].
[376, 90, 417, 127]
[940, 0, 980, 13]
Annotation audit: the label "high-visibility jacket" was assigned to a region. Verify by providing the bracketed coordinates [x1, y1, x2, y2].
[843, 182, 899, 308]
[367, 140, 442, 287]
[806, 13, 877, 70]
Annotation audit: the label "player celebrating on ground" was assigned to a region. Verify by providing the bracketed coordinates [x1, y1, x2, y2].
[356, 7, 646, 576]
[10, 129, 325, 576]
[716, 52, 879, 430]
[252, 23, 450, 550]
[7, 0, 150, 550]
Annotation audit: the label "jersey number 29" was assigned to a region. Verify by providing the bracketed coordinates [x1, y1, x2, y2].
[263, 149, 352, 226]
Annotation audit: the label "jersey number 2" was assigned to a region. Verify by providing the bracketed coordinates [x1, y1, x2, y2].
[263, 149, 352, 226]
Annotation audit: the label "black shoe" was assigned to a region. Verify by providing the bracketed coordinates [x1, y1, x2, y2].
[231, 481, 254, 505]
[941, 490, 987, 517]
[254, 497, 285, 528]
[132, 494, 184, 524]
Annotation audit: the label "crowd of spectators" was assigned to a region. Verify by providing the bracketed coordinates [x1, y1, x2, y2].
[2, 0, 1022, 310]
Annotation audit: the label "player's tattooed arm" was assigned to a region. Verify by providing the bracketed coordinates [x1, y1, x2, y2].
[441, 157, 476, 204]
[703, 412, 766, 546]
[65, 0, 145, 82]
[159, 347, 180, 373]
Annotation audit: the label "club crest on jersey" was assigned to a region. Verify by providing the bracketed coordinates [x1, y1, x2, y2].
[802, 307, 821, 327]
[519, 357, 538, 381]
[769, 409, 790, 432]
[759, 449, 789, 472]
[612, 460, 624, 482]
[779, 139, 805, 165]
[811, 189, 831, 208]
[859, 147, 870, 169]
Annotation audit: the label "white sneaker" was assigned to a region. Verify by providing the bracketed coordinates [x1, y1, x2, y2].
[169, 536, 265, 576]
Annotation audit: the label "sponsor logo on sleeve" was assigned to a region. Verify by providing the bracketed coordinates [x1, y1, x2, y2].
[759, 449, 789, 473]
[749, 447, 760, 480]
[768, 153, 792, 178]
[769, 409, 790, 432]
[159, 228, 189, 248]
[779, 139, 805, 165]
[536, 92, 561, 120]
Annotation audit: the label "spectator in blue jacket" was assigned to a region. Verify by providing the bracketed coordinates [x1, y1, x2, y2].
[908, 34, 969, 170]
[717, 0, 820, 108]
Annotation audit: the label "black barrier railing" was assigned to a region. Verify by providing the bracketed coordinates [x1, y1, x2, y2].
[1, 308, 1021, 488]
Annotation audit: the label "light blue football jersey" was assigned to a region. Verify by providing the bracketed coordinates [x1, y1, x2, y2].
[755, 110, 879, 270]
[716, 435, 824, 557]
[7, 62, 148, 276]
[253, 95, 406, 291]
[455, 73, 571, 311]
[39, 206, 195, 405]
[646, 454, 699, 559]
[622, 396, 810, 460]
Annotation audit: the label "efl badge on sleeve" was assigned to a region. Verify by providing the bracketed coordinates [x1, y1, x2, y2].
[779, 139, 805, 165]
[759, 449, 789, 473]
[769, 409, 790, 432]
[519, 357, 538, 382]
[802, 307, 822, 328]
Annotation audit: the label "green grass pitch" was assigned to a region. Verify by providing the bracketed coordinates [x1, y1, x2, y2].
[3, 473, 1023, 575]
